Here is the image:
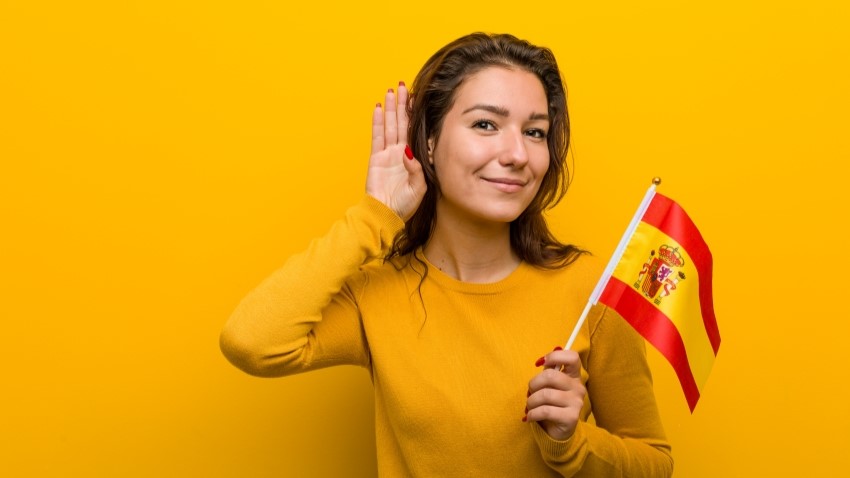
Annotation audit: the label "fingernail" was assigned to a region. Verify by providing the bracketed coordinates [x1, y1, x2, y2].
[534, 356, 545, 367]
[388, 88, 394, 93]
[399, 80, 406, 87]
[521, 415, 528, 422]
[553, 346, 563, 351]
[376, 102, 381, 108]
[404, 144, 413, 160]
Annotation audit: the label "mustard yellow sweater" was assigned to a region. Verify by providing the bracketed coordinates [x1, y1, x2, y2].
[220, 196, 673, 477]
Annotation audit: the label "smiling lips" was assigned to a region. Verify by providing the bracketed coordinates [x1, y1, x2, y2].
[482, 177, 527, 193]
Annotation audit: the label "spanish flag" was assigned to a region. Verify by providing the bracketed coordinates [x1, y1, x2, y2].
[566, 179, 720, 412]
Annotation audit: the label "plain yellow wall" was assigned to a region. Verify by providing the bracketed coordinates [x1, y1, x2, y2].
[2, 1, 848, 476]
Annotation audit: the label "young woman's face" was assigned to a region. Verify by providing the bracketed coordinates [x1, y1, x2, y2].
[429, 66, 550, 226]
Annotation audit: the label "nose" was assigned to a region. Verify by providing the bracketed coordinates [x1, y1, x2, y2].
[498, 128, 530, 168]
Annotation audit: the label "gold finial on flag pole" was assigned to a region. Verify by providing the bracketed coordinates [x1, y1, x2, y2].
[652, 177, 662, 186]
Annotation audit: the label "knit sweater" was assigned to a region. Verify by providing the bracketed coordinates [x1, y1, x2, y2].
[220, 195, 673, 477]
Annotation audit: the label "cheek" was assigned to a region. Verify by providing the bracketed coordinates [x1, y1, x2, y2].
[533, 151, 551, 178]
[430, 154, 456, 190]
[530, 155, 552, 194]
[432, 138, 470, 179]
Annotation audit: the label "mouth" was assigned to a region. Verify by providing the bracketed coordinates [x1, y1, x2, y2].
[482, 177, 527, 192]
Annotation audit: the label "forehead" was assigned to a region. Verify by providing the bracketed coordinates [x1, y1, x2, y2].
[451, 66, 548, 113]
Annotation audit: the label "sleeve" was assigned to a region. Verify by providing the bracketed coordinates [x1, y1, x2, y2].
[530, 306, 674, 477]
[219, 195, 405, 377]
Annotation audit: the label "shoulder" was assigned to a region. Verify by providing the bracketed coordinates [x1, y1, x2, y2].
[527, 251, 605, 298]
[532, 254, 643, 351]
[587, 305, 643, 349]
[347, 253, 422, 298]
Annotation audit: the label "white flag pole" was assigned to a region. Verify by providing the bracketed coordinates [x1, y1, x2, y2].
[564, 178, 661, 349]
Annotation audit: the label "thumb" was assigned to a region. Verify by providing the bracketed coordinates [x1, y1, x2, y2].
[558, 350, 583, 379]
[402, 144, 427, 198]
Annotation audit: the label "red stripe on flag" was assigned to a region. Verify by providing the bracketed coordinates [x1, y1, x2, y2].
[643, 193, 721, 355]
[600, 277, 701, 412]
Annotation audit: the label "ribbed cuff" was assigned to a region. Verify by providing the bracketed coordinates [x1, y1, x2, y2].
[530, 420, 587, 474]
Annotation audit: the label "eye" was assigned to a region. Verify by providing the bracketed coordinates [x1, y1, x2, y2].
[472, 119, 497, 131]
[525, 128, 548, 140]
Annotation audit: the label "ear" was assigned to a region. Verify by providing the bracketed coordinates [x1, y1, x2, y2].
[427, 137, 435, 165]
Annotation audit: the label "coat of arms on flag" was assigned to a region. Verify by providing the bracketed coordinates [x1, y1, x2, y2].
[635, 245, 686, 305]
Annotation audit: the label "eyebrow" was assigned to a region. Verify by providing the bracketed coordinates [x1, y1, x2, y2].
[461, 104, 549, 121]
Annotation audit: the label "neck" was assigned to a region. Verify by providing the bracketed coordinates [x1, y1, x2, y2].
[423, 206, 520, 284]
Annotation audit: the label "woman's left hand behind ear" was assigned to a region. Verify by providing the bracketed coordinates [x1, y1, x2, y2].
[526, 348, 586, 441]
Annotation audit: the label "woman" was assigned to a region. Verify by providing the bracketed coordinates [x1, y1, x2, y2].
[220, 33, 673, 477]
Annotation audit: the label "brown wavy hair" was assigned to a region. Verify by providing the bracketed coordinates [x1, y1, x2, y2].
[387, 32, 585, 269]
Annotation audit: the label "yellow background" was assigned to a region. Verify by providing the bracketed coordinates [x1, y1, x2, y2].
[2, 1, 848, 476]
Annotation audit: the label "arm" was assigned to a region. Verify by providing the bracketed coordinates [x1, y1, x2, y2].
[220, 84, 426, 377]
[527, 306, 673, 477]
[219, 195, 405, 377]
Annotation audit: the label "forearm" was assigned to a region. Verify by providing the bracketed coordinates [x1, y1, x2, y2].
[219, 195, 404, 376]
[532, 420, 672, 477]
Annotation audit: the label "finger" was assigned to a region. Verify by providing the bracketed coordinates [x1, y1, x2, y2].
[371, 103, 384, 155]
[525, 402, 582, 441]
[526, 403, 580, 424]
[384, 88, 398, 146]
[542, 349, 582, 379]
[527, 367, 578, 394]
[526, 386, 572, 410]
[525, 373, 586, 430]
[397, 81, 409, 144]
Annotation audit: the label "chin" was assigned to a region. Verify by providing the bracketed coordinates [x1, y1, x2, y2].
[439, 194, 533, 226]
[479, 207, 528, 224]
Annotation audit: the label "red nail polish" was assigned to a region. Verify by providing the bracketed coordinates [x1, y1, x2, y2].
[388, 88, 394, 93]
[404, 144, 413, 160]
[521, 415, 528, 422]
[534, 356, 545, 367]
[553, 346, 563, 351]
[376, 102, 381, 108]
[399, 80, 405, 87]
